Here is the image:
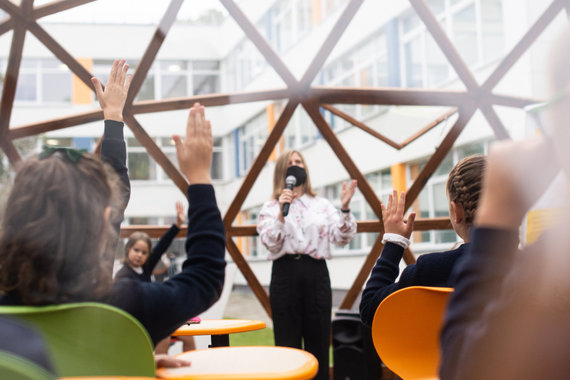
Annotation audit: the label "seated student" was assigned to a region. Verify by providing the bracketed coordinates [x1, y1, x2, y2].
[439, 28, 570, 380]
[115, 201, 184, 282]
[359, 155, 486, 327]
[0, 60, 226, 350]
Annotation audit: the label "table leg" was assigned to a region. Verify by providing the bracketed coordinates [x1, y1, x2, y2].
[210, 334, 230, 347]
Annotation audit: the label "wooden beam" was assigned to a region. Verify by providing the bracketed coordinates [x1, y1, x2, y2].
[298, 0, 364, 92]
[120, 225, 187, 239]
[226, 218, 452, 236]
[489, 93, 538, 109]
[400, 108, 458, 148]
[125, 0, 183, 109]
[0, 0, 22, 16]
[303, 100, 383, 219]
[226, 238, 272, 318]
[219, 0, 298, 89]
[9, 110, 103, 139]
[32, 0, 95, 20]
[131, 89, 290, 114]
[223, 100, 298, 226]
[410, 0, 479, 92]
[0, 19, 26, 140]
[482, 0, 565, 92]
[0, 139, 22, 167]
[479, 103, 511, 140]
[310, 86, 472, 107]
[123, 114, 188, 195]
[405, 107, 477, 210]
[321, 104, 401, 149]
[0, 18, 14, 37]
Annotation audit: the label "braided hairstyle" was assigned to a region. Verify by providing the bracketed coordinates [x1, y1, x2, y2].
[446, 154, 487, 225]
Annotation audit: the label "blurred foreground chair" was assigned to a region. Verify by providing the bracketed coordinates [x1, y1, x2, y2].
[371, 286, 453, 380]
[0, 303, 155, 377]
[0, 351, 55, 380]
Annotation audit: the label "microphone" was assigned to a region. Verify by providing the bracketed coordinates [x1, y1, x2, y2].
[281, 175, 297, 217]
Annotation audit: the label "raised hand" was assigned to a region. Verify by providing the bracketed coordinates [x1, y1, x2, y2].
[340, 179, 358, 210]
[91, 59, 132, 122]
[381, 190, 416, 239]
[173, 103, 213, 184]
[175, 201, 185, 228]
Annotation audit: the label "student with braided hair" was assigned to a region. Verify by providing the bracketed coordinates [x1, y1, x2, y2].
[359, 155, 486, 327]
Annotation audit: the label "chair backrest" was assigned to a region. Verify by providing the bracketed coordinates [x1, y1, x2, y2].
[0, 302, 155, 377]
[371, 286, 453, 380]
[0, 351, 55, 380]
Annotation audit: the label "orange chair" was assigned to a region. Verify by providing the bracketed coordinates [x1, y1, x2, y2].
[371, 286, 453, 380]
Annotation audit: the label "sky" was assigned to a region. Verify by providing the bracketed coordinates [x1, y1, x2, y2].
[35, 0, 228, 24]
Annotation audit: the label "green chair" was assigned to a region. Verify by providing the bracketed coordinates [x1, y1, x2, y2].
[0, 350, 55, 380]
[0, 302, 155, 377]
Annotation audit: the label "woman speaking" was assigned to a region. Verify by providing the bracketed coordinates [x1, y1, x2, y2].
[257, 150, 357, 380]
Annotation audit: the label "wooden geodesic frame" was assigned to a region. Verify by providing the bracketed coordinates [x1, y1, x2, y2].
[0, 0, 562, 317]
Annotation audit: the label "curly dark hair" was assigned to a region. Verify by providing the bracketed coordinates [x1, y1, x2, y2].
[446, 154, 487, 225]
[0, 152, 122, 305]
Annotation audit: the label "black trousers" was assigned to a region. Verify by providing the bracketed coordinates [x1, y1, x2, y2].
[270, 254, 332, 380]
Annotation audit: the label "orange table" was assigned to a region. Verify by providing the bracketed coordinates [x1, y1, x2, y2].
[171, 319, 266, 347]
[156, 346, 318, 380]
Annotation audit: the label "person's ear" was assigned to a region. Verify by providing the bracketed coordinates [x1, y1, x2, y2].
[451, 201, 464, 224]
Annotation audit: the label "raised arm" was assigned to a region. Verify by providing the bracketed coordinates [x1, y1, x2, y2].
[145, 202, 184, 273]
[360, 190, 416, 326]
[111, 103, 226, 345]
[440, 137, 558, 379]
[92, 59, 133, 232]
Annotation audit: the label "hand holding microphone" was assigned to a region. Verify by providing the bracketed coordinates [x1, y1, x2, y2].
[281, 175, 297, 217]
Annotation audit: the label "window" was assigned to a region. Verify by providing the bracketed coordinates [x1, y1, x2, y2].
[160, 60, 187, 99]
[400, 0, 505, 88]
[321, 29, 389, 124]
[237, 112, 268, 175]
[212, 137, 225, 180]
[127, 137, 157, 181]
[192, 60, 220, 95]
[11, 58, 71, 103]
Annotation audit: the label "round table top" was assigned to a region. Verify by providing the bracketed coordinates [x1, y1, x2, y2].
[155, 346, 318, 380]
[171, 319, 266, 336]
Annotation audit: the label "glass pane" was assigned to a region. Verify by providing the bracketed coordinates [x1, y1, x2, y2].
[434, 151, 454, 176]
[435, 230, 457, 243]
[404, 36, 423, 87]
[457, 143, 484, 160]
[160, 60, 187, 71]
[161, 75, 187, 98]
[128, 152, 156, 180]
[15, 73, 36, 101]
[452, 4, 478, 65]
[193, 74, 219, 95]
[211, 150, 223, 180]
[481, 0, 505, 62]
[127, 137, 143, 147]
[42, 73, 71, 102]
[193, 60, 220, 70]
[402, 12, 421, 33]
[136, 76, 155, 101]
[433, 182, 449, 217]
[427, 0, 445, 15]
[426, 34, 449, 86]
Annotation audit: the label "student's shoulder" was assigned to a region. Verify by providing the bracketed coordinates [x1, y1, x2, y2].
[417, 245, 467, 264]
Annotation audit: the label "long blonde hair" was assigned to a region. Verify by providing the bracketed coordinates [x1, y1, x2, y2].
[271, 150, 316, 200]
